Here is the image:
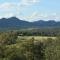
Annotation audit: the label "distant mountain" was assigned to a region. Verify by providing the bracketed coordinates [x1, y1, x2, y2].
[0, 17, 60, 28]
[32, 20, 60, 27]
[33, 20, 60, 27]
[0, 17, 31, 28]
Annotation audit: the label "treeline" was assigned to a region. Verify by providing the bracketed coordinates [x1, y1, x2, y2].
[0, 28, 60, 36]
[16, 28, 60, 36]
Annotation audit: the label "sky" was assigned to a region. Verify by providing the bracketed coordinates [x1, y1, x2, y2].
[0, 0, 60, 22]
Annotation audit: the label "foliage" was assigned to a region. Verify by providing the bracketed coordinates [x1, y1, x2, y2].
[0, 31, 60, 60]
[0, 31, 17, 45]
[45, 38, 60, 60]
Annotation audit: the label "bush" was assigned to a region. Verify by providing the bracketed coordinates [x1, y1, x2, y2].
[0, 31, 17, 45]
[45, 37, 60, 60]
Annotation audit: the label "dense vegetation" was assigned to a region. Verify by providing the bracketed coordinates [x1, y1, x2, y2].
[0, 29, 60, 60]
[16, 28, 60, 36]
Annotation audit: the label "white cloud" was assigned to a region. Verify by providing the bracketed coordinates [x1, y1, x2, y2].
[21, 0, 40, 5]
[0, 0, 60, 22]
[25, 12, 38, 21]
[23, 12, 60, 21]
[3, 13, 14, 18]
[0, 2, 21, 18]
[0, 3, 11, 9]
[0, 0, 39, 18]
[0, 13, 14, 19]
[0, 0, 40, 20]
[0, 2, 20, 10]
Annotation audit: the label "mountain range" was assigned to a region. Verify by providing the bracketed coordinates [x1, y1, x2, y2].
[0, 17, 60, 28]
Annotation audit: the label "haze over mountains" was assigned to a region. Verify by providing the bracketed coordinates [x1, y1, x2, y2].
[0, 17, 60, 28]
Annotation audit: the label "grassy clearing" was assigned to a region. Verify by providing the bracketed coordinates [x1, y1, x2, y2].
[18, 36, 56, 42]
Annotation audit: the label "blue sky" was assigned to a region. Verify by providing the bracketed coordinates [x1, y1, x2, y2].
[0, 0, 60, 21]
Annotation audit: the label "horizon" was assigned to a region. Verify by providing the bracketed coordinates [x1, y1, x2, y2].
[0, 0, 60, 22]
[0, 16, 60, 22]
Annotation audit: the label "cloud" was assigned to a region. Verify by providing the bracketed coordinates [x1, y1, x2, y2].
[0, 0, 60, 22]
[0, 0, 40, 19]
[0, 2, 21, 18]
[23, 12, 60, 21]
[0, 13, 14, 19]
[0, 3, 16, 10]
[21, 0, 40, 5]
